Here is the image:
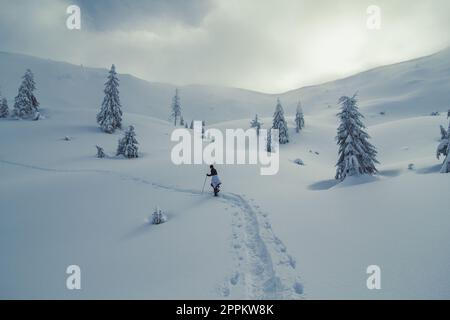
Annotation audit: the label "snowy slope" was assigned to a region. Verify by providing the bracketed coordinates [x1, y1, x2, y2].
[1, 48, 450, 124]
[282, 48, 450, 124]
[212, 113, 450, 299]
[0, 51, 274, 124]
[0, 109, 303, 299]
[1, 49, 450, 299]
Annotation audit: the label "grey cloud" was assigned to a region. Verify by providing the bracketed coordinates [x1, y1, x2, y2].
[0, 0, 450, 93]
[74, 0, 214, 31]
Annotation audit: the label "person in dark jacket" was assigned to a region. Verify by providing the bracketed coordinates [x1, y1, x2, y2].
[206, 165, 221, 196]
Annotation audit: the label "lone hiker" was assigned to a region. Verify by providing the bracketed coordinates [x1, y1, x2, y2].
[206, 165, 222, 196]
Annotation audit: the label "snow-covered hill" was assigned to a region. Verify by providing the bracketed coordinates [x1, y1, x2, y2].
[0, 51, 275, 124]
[1, 48, 450, 124]
[1, 49, 450, 299]
[283, 48, 450, 123]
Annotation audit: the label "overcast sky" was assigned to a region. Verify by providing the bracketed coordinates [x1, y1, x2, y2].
[1, 0, 449, 93]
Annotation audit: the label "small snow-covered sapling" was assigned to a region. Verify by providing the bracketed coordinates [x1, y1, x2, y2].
[152, 206, 167, 225]
[96, 145, 106, 158]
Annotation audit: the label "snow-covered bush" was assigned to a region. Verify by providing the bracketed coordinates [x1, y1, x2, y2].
[295, 102, 305, 133]
[408, 163, 415, 170]
[13, 69, 39, 119]
[294, 158, 305, 166]
[117, 125, 139, 158]
[335, 94, 379, 180]
[97, 65, 122, 133]
[151, 206, 167, 225]
[0, 97, 8, 118]
[96, 145, 106, 158]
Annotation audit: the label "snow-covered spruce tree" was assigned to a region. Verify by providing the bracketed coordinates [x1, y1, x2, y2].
[190, 120, 194, 129]
[170, 88, 181, 126]
[180, 116, 184, 126]
[250, 114, 262, 135]
[272, 99, 289, 144]
[117, 125, 139, 158]
[96, 65, 122, 133]
[0, 97, 8, 118]
[13, 69, 39, 119]
[295, 101, 305, 133]
[266, 129, 272, 153]
[184, 122, 188, 128]
[335, 94, 379, 180]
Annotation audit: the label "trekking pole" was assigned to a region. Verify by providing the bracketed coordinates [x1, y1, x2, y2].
[201, 175, 208, 193]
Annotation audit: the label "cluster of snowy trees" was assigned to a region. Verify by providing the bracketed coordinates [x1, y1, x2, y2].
[265, 94, 379, 181]
[251, 98, 305, 152]
[0, 69, 40, 120]
[437, 114, 450, 173]
[249, 95, 381, 181]
[251, 93, 450, 180]
[96, 125, 139, 159]
[169, 89, 208, 131]
[95, 65, 139, 158]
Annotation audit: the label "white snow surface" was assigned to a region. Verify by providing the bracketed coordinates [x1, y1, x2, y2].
[1, 49, 450, 299]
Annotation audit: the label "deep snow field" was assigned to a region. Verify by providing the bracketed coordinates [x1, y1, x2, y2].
[1, 50, 450, 299]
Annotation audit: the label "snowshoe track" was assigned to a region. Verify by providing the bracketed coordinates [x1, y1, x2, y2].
[220, 193, 303, 299]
